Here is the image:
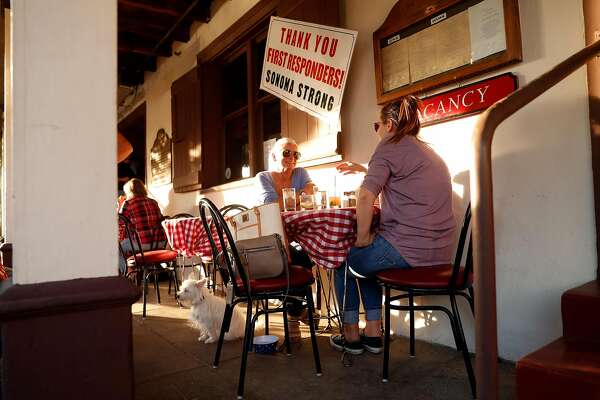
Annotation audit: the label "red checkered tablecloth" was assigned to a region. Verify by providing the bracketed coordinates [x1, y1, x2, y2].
[282, 208, 370, 269]
[163, 208, 378, 269]
[161, 217, 222, 258]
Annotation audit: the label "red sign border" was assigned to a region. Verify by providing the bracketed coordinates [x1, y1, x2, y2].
[419, 72, 518, 127]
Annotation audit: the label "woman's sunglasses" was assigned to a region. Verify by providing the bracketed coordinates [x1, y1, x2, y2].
[373, 122, 381, 133]
[282, 149, 301, 160]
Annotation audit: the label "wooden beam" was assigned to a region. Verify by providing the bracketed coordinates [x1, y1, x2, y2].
[118, 51, 157, 72]
[119, 15, 190, 43]
[119, 33, 172, 57]
[119, 0, 183, 17]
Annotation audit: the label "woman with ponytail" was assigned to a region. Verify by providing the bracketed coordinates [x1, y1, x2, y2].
[331, 95, 456, 355]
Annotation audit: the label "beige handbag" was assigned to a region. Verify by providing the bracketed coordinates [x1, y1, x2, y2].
[227, 203, 290, 280]
[235, 233, 288, 279]
[227, 203, 285, 241]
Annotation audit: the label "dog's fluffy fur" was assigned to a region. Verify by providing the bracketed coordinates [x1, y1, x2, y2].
[177, 278, 245, 343]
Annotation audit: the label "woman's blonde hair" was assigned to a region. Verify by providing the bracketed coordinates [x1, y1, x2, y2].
[272, 137, 298, 156]
[123, 178, 148, 197]
[380, 95, 422, 143]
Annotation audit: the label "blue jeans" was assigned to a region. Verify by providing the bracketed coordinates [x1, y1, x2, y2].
[335, 234, 411, 324]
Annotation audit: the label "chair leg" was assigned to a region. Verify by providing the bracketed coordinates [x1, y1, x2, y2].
[383, 285, 391, 382]
[171, 268, 181, 307]
[213, 304, 233, 368]
[282, 308, 291, 355]
[264, 300, 269, 335]
[305, 285, 322, 375]
[450, 294, 467, 352]
[408, 290, 415, 357]
[468, 287, 475, 315]
[168, 277, 172, 295]
[237, 301, 254, 400]
[316, 275, 322, 311]
[142, 269, 149, 318]
[449, 296, 476, 398]
[211, 262, 217, 291]
[154, 270, 161, 304]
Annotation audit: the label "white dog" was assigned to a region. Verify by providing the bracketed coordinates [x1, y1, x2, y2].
[177, 278, 246, 344]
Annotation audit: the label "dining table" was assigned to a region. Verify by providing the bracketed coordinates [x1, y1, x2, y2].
[162, 207, 379, 269]
[161, 216, 217, 259]
[161, 206, 379, 328]
[282, 207, 369, 269]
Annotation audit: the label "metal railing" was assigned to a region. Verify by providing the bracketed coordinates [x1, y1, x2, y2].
[471, 39, 600, 399]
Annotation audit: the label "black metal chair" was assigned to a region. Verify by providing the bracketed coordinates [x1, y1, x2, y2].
[199, 204, 249, 291]
[199, 198, 321, 399]
[219, 204, 248, 217]
[118, 214, 179, 318]
[376, 203, 475, 397]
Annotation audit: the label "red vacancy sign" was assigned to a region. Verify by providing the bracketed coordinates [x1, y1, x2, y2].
[420, 73, 518, 127]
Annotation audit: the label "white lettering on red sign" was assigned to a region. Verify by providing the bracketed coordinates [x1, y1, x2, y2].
[422, 85, 491, 119]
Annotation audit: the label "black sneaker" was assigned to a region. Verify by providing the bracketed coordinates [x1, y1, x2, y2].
[360, 334, 383, 354]
[329, 334, 364, 355]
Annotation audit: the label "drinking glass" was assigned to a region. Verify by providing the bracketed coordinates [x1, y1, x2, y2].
[329, 195, 341, 208]
[315, 190, 328, 209]
[282, 188, 296, 211]
[300, 193, 315, 210]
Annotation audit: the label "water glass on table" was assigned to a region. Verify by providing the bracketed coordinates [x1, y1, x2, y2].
[282, 187, 297, 211]
[300, 192, 315, 210]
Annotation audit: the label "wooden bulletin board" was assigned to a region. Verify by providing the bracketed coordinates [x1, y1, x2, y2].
[373, 0, 522, 104]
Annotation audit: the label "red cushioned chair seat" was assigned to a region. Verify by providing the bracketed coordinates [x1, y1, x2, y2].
[376, 265, 472, 289]
[235, 265, 314, 293]
[129, 249, 178, 264]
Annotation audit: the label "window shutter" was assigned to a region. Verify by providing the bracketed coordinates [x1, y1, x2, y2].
[171, 67, 202, 192]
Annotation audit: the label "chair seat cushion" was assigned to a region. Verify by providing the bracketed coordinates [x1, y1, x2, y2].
[129, 249, 178, 264]
[376, 265, 472, 289]
[236, 265, 314, 293]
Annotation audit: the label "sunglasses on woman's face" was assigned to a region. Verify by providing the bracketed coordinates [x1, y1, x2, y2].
[282, 149, 301, 160]
[373, 121, 381, 133]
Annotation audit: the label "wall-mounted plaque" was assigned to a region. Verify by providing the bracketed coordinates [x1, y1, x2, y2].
[150, 129, 172, 186]
[373, 0, 522, 104]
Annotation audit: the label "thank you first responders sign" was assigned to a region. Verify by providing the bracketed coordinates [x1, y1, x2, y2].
[260, 17, 358, 121]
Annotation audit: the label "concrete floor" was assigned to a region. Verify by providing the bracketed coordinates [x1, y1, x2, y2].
[131, 285, 516, 400]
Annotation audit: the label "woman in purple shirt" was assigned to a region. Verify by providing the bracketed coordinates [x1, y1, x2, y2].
[330, 96, 456, 355]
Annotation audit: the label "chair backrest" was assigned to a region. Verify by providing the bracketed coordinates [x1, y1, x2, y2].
[219, 204, 248, 218]
[450, 203, 472, 290]
[118, 214, 144, 277]
[199, 198, 251, 298]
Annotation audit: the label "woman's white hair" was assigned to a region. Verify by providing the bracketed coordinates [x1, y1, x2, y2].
[272, 137, 298, 156]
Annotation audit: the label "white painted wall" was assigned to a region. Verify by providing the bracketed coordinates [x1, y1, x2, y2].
[10, 0, 117, 284]
[128, 0, 596, 361]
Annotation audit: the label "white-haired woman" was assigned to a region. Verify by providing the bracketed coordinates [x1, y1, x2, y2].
[255, 137, 315, 322]
[256, 137, 315, 209]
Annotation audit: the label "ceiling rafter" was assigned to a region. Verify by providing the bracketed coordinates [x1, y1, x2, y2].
[117, 0, 213, 86]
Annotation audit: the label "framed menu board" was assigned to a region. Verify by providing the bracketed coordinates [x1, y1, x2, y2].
[373, 0, 522, 104]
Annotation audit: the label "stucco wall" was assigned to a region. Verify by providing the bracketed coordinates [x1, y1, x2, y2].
[132, 0, 596, 361]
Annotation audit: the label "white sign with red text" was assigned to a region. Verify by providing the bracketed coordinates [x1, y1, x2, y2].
[259, 16, 357, 122]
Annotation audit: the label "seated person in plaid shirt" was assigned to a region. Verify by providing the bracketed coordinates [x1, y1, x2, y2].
[118, 178, 165, 274]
